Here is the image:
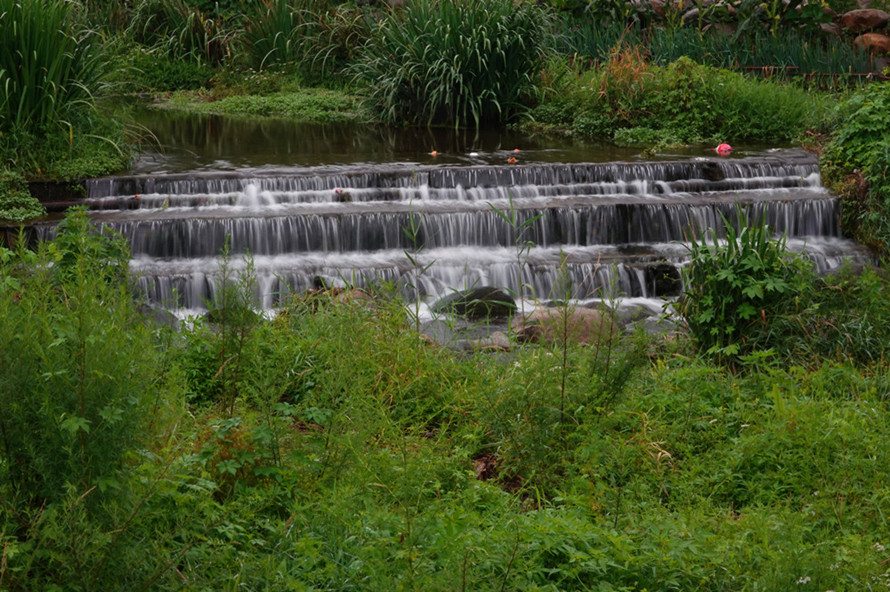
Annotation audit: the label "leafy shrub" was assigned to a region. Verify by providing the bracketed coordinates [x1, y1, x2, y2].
[677, 212, 815, 366]
[0, 170, 44, 223]
[0, 210, 156, 510]
[821, 82, 890, 255]
[353, 0, 552, 128]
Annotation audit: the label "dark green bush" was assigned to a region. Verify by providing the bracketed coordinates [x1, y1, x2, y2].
[353, 0, 552, 128]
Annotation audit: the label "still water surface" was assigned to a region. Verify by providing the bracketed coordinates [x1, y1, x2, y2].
[128, 105, 781, 174]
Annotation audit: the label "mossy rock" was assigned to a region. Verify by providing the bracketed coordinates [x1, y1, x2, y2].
[432, 287, 516, 319]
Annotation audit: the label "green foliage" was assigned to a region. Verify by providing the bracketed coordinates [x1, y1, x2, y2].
[0, 169, 44, 223]
[118, 46, 216, 91]
[0, 0, 109, 135]
[353, 0, 552, 128]
[532, 53, 824, 145]
[129, 0, 232, 65]
[677, 212, 815, 365]
[242, 0, 367, 85]
[821, 82, 890, 255]
[0, 210, 154, 511]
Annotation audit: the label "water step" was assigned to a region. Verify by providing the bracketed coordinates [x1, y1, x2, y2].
[51, 154, 870, 313]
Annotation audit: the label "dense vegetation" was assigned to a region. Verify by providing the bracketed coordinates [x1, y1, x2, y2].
[1, 0, 889, 229]
[3, 210, 890, 590]
[3, 2, 890, 587]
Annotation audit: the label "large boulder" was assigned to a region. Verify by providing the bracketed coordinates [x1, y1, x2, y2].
[431, 286, 516, 320]
[840, 9, 888, 32]
[511, 306, 614, 346]
[854, 32, 890, 54]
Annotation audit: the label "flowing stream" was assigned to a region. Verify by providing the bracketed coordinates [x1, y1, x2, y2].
[31, 110, 873, 320]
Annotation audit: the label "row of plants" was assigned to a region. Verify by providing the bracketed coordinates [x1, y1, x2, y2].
[3, 209, 890, 589]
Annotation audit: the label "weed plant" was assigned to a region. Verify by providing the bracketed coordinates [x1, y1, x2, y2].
[678, 211, 815, 367]
[0, 170, 44, 223]
[353, 0, 552, 128]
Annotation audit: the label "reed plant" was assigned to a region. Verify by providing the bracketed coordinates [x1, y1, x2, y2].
[0, 0, 108, 136]
[353, 0, 552, 128]
[557, 16, 871, 80]
[242, 0, 367, 84]
[129, 0, 231, 65]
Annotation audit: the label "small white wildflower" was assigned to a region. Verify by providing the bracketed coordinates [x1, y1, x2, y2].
[873, 542, 886, 552]
[797, 576, 811, 585]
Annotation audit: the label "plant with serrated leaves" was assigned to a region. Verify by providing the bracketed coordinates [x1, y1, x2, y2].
[677, 211, 814, 367]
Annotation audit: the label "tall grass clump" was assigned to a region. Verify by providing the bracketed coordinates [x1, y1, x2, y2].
[129, 0, 231, 65]
[353, 0, 553, 128]
[242, 0, 368, 85]
[0, 0, 108, 136]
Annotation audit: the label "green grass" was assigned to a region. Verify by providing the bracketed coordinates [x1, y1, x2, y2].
[154, 87, 364, 123]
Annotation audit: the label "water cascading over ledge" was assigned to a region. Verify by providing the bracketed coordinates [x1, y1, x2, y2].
[34, 153, 874, 314]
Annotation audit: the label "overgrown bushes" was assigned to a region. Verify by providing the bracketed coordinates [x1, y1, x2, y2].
[531, 51, 825, 146]
[3, 209, 890, 588]
[821, 82, 890, 255]
[0, 0, 129, 179]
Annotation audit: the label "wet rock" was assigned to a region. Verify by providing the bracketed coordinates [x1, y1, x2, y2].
[651, 262, 683, 296]
[840, 9, 888, 32]
[854, 32, 890, 54]
[431, 286, 516, 320]
[511, 307, 614, 346]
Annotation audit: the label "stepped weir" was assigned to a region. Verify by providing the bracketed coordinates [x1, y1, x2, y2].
[36, 151, 872, 315]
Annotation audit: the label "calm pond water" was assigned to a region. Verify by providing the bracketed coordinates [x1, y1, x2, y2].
[127, 104, 784, 174]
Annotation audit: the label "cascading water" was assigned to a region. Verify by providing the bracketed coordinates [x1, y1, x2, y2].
[34, 151, 873, 316]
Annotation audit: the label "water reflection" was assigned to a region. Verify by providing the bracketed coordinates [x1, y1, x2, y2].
[129, 104, 643, 173]
[128, 103, 790, 174]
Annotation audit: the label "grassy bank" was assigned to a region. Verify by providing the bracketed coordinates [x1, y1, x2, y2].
[3, 211, 890, 589]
